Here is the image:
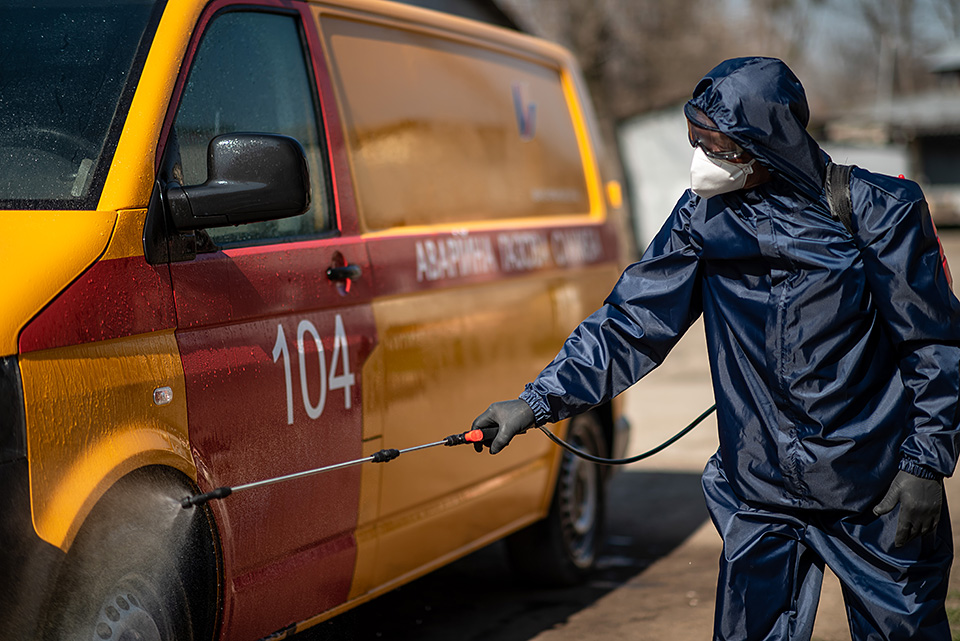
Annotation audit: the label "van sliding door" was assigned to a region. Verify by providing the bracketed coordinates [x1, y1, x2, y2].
[319, 12, 619, 591]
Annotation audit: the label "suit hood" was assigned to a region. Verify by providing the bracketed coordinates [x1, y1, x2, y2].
[686, 57, 825, 200]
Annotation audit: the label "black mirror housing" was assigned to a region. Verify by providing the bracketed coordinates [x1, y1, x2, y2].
[166, 133, 310, 231]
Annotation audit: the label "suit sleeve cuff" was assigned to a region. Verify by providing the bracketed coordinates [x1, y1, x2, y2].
[519, 386, 552, 427]
[898, 457, 942, 481]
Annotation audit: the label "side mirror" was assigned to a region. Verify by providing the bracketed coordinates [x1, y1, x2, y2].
[165, 133, 310, 231]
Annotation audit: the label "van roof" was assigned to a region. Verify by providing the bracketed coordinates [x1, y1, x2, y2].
[309, 0, 575, 66]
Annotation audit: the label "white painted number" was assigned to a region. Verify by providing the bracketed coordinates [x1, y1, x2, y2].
[297, 320, 327, 419]
[329, 314, 356, 409]
[273, 314, 354, 424]
[272, 324, 294, 425]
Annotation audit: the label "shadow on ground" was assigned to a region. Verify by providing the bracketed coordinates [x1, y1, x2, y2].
[295, 469, 710, 641]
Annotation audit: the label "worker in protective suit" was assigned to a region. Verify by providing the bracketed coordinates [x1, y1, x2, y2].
[474, 57, 960, 640]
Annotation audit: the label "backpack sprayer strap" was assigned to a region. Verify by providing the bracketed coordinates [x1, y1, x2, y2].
[825, 161, 856, 238]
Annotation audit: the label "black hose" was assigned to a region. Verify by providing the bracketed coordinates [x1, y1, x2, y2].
[536, 404, 716, 466]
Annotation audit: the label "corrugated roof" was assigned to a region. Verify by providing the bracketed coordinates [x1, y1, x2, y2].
[872, 91, 960, 133]
[928, 42, 960, 74]
[832, 90, 960, 136]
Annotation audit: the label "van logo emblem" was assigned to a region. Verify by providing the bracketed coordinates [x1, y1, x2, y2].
[512, 83, 537, 141]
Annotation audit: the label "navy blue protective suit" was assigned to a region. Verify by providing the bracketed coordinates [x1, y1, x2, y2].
[519, 57, 960, 639]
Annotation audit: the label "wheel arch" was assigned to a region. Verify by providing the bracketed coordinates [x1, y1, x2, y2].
[42, 441, 197, 553]
[47, 464, 222, 641]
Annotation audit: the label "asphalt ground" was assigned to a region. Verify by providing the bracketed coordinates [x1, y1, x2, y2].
[299, 229, 960, 641]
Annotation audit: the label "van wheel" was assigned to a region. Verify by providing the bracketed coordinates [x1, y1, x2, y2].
[505, 411, 606, 586]
[43, 470, 216, 641]
[83, 570, 187, 641]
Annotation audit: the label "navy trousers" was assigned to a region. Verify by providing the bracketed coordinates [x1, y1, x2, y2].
[702, 455, 953, 640]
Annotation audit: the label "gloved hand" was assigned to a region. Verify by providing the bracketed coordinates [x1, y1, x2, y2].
[872, 470, 943, 547]
[471, 399, 535, 454]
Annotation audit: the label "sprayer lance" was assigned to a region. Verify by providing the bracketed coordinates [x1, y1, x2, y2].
[180, 427, 500, 509]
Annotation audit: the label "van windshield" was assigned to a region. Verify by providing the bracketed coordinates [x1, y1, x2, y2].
[0, 0, 161, 209]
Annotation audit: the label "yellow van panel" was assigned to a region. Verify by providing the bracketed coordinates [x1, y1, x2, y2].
[20, 330, 193, 550]
[349, 456, 554, 603]
[355, 264, 615, 588]
[0, 210, 116, 357]
[102, 209, 149, 260]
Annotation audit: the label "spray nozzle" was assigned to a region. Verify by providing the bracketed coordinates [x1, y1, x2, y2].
[180, 486, 232, 509]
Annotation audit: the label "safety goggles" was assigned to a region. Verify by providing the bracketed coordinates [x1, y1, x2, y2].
[688, 130, 748, 162]
[684, 101, 749, 162]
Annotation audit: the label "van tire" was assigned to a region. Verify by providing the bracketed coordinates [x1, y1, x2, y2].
[42, 470, 215, 641]
[505, 411, 606, 587]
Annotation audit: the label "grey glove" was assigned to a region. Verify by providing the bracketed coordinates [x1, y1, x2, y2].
[873, 469, 943, 547]
[471, 399, 535, 454]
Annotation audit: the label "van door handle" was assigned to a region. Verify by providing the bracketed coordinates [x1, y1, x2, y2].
[326, 264, 362, 281]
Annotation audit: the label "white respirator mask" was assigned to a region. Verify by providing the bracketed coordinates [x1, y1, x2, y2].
[690, 146, 756, 199]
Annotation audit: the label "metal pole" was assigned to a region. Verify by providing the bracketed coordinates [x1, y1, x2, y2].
[182, 440, 452, 508]
[231, 440, 447, 493]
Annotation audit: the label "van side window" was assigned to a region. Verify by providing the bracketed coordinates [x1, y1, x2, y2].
[172, 11, 330, 244]
[322, 17, 591, 232]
